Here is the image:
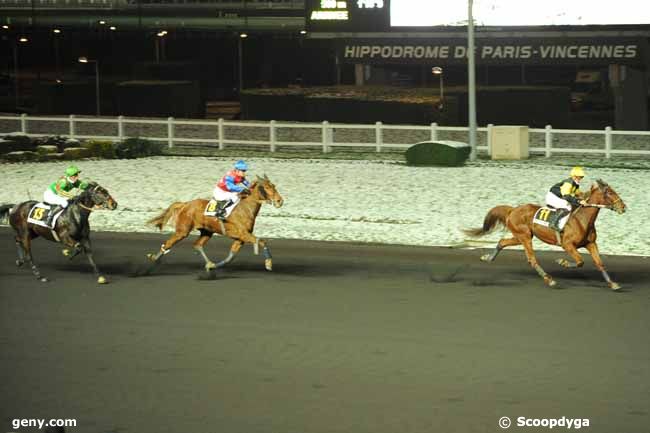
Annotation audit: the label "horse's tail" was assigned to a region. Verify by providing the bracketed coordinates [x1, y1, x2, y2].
[147, 202, 185, 230]
[463, 205, 514, 237]
[0, 204, 15, 224]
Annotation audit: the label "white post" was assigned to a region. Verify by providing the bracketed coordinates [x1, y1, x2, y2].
[467, 0, 477, 161]
[270, 120, 277, 152]
[430, 122, 438, 141]
[117, 115, 125, 141]
[605, 126, 612, 159]
[486, 123, 493, 156]
[69, 114, 76, 139]
[167, 117, 174, 148]
[218, 118, 224, 150]
[20, 113, 27, 134]
[545, 125, 553, 157]
[322, 121, 330, 153]
[375, 121, 383, 152]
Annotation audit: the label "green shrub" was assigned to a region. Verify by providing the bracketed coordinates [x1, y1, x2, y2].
[63, 147, 91, 160]
[4, 151, 40, 162]
[405, 141, 471, 167]
[83, 140, 116, 159]
[36, 145, 59, 155]
[115, 137, 163, 159]
[0, 134, 35, 154]
[33, 135, 78, 152]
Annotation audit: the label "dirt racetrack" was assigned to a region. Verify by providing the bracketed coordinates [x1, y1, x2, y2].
[0, 228, 649, 433]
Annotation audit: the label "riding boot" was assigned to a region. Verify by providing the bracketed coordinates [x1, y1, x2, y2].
[215, 200, 232, 221]
[549, 208, 569, 232]
[46, 205, 63, 227]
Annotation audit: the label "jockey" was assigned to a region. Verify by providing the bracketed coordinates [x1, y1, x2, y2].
[545, 166, 588, 232]
[213, 160, 251, 220]
[43, 165, 89, 225]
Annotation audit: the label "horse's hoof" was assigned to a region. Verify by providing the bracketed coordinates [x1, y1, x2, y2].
[205, 261, 216, 271]
[545, 278, 557, 287]
[62, 249, 71, 257]
[38, 277, 48, 283]
[480, 254, 491, 262]
[146, 253, 157, 262]
[15, 260, 24, 267]
[97, 276, 108, 284]
[609, 282, 621, 291]
[555, 258, 567, 267]
[265, 259, 273, 271]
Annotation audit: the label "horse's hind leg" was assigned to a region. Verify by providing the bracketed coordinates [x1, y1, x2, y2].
[480, 237, 521, 262]
[585, 242, 620, 291]
[214, 240, 243, 269]
[521, 237, 556, 287]
[19, 235, 47, 282]
[148, 225, 191, 262]
[193, 230, 216, 271]
[15, 239, 25, 267]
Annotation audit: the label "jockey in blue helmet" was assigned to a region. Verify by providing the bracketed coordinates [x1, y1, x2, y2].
[213, 160, 251, 220]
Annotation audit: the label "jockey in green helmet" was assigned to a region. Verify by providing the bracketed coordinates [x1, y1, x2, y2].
[43, 165, 89, 225]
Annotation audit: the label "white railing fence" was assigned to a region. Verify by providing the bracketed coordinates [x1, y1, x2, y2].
[1, 114, 650, 158]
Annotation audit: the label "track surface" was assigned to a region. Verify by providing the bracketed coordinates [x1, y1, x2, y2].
[1, 228, 649, 433]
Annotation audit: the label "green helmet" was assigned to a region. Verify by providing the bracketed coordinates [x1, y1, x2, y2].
[65, 165, 81, 177]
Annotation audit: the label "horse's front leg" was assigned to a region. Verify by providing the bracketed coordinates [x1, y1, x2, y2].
[522, 238, 556, 287]
[193, 230, 216, 271]
[556, 243, 585, 269]
[238, 232, 273, 271]
[214, 240, 244, 269]
[80, 237, 108, 284]
[585, 242, 620, 291]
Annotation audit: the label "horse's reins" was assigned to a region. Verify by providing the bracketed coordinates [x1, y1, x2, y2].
[582, 197, 622, 210]
[77, 185, 110, 212]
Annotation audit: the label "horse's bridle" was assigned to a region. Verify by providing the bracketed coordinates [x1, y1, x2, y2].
[78, 184, 111, 211]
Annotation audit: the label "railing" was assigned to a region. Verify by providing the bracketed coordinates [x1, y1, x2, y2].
[1, 114, 650, 158]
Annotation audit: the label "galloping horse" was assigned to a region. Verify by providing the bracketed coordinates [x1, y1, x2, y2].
[146, 175, 283, 272]
[464, 180, 626, 289]
[0, 182, 118, 283]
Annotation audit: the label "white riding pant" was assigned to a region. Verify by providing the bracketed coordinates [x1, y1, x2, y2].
[43, 189, 69, 207]
[212, 187, 240, 217]
[545, 192, 571, 229]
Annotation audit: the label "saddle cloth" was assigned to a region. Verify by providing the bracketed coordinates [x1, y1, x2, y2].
[204, 199, 225, 217]
[533, 206, 569, 230]
[27, 203, 64, 229]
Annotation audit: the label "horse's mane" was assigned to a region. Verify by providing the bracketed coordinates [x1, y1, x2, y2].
[71, 182, 99, 203]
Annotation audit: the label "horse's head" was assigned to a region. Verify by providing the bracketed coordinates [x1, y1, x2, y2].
[589, 179, 626, 214]
[84, 182, 118, 210]
[252, 175, 283, 208]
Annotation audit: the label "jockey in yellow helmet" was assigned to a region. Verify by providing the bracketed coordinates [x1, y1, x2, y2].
[545, 166, 588, 232]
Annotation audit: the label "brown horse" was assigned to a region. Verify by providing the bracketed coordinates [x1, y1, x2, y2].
[146, 175, 283, 272]
[464, 180, 626, 290]
[0, 182, 118, 283]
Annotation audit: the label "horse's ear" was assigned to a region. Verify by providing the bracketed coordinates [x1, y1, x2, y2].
[255, 175, 263, 182]
[263, 173, 269, 181]
[596, 179, 609, 191]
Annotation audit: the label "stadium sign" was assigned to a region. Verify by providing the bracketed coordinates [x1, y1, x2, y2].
[339, 38, 647, 65]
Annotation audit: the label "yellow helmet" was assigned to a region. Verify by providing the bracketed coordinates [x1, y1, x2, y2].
[570, 166, 585, 177]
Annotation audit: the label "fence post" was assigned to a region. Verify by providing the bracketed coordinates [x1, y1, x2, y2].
[430, 122, 438, 141]
[375, 121, 383, 153]
[545, 125, 553, 158]
[486, 123, 493, 156]
[117, 115, 125, 141]
[69, 115, 76, 140]
[167, 117, 174, 148]
[605, 126, 612, 159]
[20, 113, 27, 134]
[322, 121, 330, 153]
[270, 120, 277, 152]
[218, 118, 224, 150]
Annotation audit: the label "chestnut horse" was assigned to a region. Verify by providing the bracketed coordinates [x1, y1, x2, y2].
[146, 175, 283, 272]
[464, 180, 626, 290]
[0, 182, 118, 283]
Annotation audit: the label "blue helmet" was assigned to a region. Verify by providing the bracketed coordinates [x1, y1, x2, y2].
[234, 160, 248, 171]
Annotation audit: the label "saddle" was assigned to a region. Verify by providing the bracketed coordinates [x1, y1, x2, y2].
[204, 199, 233, 218]
[533, 206, 569, 229]
[27, 203, 64, 229]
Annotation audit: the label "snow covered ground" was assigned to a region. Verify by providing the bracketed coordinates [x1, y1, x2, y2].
[1, 156, 649, 256]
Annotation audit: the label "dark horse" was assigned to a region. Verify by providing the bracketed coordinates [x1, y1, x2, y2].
[146, 175, 283, 272]
[464, 180, 626, 290]
[0, 182, 118, 283]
